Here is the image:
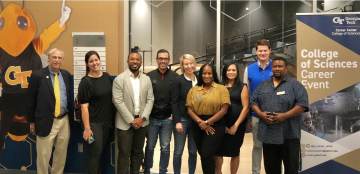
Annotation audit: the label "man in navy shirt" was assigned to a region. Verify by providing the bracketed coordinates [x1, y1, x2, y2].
[251, 57, 309, 174]
[144, 49, 178, 174]
[243, 39, 272, 174]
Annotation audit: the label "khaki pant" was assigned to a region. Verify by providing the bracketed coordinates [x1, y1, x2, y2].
[36, 115, 70, 174]
[252, 116, 263, 174]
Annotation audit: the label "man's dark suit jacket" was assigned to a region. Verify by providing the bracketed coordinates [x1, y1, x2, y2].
[28, 67, 74, 137]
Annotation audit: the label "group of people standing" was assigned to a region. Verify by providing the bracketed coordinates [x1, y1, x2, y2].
[28, 38, 308, 174]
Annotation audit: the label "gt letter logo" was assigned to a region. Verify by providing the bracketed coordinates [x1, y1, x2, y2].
[5, 66, 32, 88]
[333, 17, 344, 24]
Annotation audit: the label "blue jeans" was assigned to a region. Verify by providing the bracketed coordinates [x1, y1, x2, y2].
[144, 117, 173, 174]
[173, 119, 197, 174]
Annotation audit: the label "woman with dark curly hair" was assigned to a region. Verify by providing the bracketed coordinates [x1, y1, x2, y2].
[186, 63, 230, 174]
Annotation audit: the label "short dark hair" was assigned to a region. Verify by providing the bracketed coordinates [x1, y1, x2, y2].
[85, 50, 100, 74]
[131, 46, 140, 52]
[156, 49, 170, 59]
[222, 63, 241, 86]
[272, 57, 288, 66]
[256, 39, 271, 50]
[197, 64, 219, 86]
[128, 49, 142, 60]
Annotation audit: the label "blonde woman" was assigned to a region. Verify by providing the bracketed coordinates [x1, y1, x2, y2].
[172, 54, 198, 174]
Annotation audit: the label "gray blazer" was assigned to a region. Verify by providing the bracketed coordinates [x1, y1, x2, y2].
[112, 69, 154, 130]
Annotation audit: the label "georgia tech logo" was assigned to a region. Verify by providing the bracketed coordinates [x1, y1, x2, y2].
[4, 66, 32, 88]
[333, 17, 345, 24]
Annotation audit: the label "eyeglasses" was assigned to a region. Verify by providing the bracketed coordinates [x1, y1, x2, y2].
[157, 57, 169, 61]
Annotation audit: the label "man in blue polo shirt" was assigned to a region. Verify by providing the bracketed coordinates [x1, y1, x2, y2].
[243, 39, 272, 174]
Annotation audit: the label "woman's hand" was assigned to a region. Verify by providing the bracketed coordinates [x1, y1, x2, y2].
[198, 120, 209, 130]
[83, 128, 93, 141]
[176, 123, 185, 134]
[204, 126, 215, 135]
[227, 124, 238, 135]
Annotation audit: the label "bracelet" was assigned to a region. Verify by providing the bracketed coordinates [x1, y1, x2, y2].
[84, 128, 91, 131]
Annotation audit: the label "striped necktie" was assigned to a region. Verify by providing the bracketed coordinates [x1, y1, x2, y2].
[54, 72, 61, 117]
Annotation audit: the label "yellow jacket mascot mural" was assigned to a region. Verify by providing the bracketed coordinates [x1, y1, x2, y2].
[0, 2, 71, 147]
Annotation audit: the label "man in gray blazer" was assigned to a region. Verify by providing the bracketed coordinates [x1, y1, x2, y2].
[113, 50, 154, 174]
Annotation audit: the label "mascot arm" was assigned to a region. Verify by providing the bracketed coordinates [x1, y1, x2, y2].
[32, 20, 65, 55]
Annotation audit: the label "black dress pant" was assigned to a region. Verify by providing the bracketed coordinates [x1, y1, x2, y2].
[191, 120, 225, 174]
[117, 126, 148, 174]
[263, 138, 300, 174]
[84, 123, 113, 174]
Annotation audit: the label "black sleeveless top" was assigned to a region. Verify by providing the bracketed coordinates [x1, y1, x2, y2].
[225, 82, 244, 127]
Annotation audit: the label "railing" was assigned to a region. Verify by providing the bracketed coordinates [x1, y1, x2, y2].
[169, 55, 215, 73]
[206, 23, 296, 57]
[233, 42, 296, 63]
[170, 42, 296, 73]
[170, 23, 297, 73]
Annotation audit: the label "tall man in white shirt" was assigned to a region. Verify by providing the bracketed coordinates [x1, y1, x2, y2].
[113, 50, 154, 174]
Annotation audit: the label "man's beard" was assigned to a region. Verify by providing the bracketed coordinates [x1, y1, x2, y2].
[129, 65, 140, 72]
[273, 73, 283, 80]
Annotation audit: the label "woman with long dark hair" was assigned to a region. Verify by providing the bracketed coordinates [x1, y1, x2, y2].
[215, 63, 249, 174]
[77, 50, 115, 174]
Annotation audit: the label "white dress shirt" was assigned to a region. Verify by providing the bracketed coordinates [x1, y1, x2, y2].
[130, 73, 141, 115]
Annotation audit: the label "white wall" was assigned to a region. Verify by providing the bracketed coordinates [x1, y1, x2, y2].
[324, 0, 353, 12]
[130, 0, 173, 66]
[130, 0, 151, 66]
[151, 1, 174, 64]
